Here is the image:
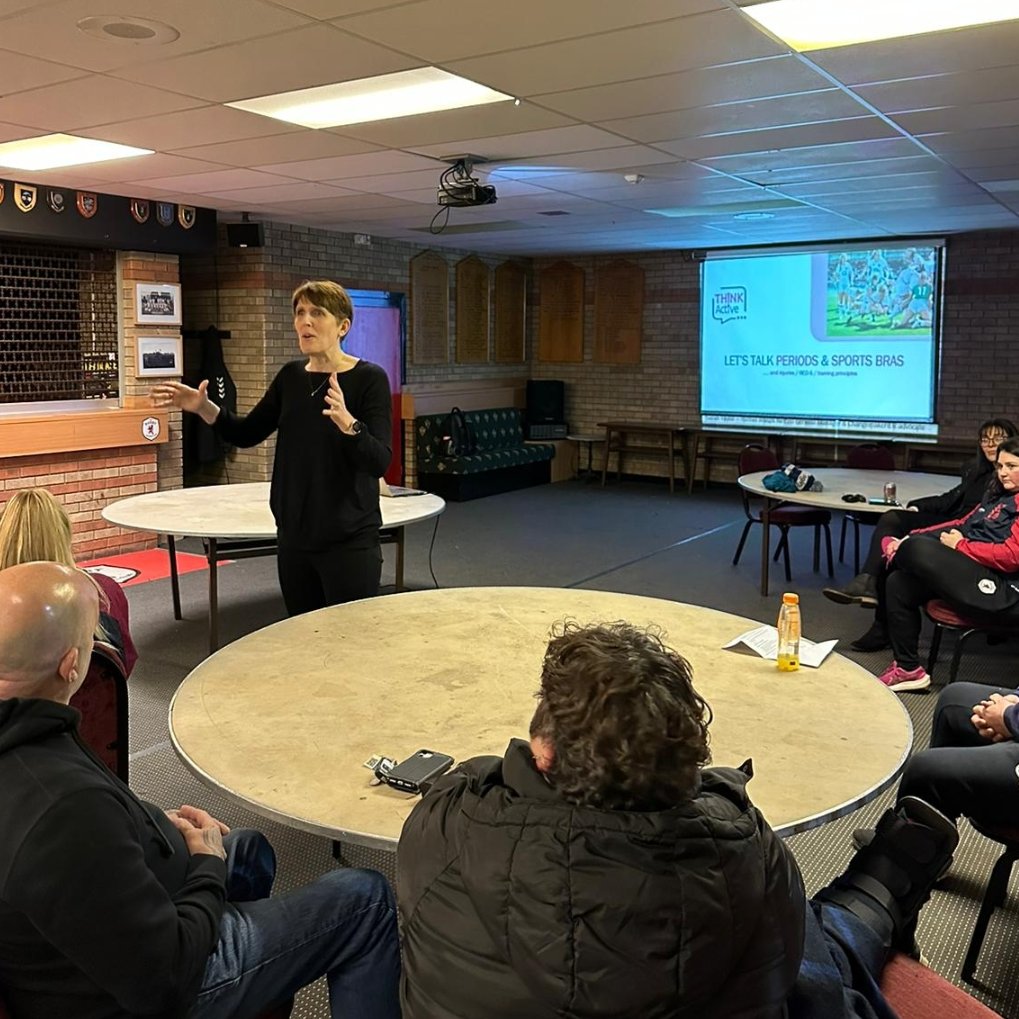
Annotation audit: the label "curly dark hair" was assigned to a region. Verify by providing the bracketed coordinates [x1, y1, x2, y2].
[530, 621, 712, 811]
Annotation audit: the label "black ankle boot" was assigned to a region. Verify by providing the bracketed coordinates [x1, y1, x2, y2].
[816, 797, 958, 949]
[851, 621, 890, 653]
[823, 573, 879, 607]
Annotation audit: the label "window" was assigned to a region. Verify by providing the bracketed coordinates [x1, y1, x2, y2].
[0, 241, 119, 407]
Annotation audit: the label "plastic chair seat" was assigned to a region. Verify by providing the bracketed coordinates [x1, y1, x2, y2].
[881, 953, 1002, 1017]
[924, 599, 1016, 684]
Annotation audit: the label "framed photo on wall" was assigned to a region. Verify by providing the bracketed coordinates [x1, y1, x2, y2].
[136, 335, 182, 377]
[135, 282, 182, 325]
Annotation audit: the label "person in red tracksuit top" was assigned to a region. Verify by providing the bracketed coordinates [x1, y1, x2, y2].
[876, 435, 1019, 693]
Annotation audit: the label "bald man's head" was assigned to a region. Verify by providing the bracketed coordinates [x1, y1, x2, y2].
[0, 562, 100, 702]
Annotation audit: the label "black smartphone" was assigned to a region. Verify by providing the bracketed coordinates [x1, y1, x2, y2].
[384, 749, 454, 794]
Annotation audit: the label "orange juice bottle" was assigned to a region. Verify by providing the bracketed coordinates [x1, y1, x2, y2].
[777, 592, 801, 672]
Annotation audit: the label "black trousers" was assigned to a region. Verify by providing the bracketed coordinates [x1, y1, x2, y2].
[898, 682, 1019, 826]
[885, 535, 1019, 669]
[276, 542, 383, 617]
[861, 510, 945, 577]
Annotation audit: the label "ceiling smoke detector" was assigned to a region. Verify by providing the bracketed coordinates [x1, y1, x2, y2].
[77, 16, 180, 44]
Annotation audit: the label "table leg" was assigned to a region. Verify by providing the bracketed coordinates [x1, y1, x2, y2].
[760, 501, 771, 597]
[601, 427, 611, 487]
[687, 432, 700, 495]
[208, 537, 219, 655]
[668, 433, 676, 495]
[167, 534, 182, 621]
[395, 530, 405, 592]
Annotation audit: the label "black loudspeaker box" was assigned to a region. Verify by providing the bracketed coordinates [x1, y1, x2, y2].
[226, 222, 265, 248]
[526, 379, 565, 424]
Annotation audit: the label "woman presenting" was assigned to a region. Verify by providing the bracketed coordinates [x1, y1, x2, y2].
[152, 280, 392, 616]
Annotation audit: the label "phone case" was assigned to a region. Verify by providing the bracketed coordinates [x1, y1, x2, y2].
[385, 749, 454, 793]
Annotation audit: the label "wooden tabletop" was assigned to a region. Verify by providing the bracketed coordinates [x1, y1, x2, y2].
[738, 468, 953, 514]
[102, 482, 445, 538]
[169, 587, 912, 848]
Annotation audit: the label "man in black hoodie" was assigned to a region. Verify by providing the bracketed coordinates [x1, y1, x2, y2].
[398, 621, 958, 1019]
[0, 561, 400, 1019]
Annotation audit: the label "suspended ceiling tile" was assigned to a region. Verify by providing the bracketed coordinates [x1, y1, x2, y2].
[939, 146, 1019, 170]
[0, 121, 44, 144]
[336, 103, 575, 150]
[81, 107, 301, 153]
[113, 24, 415, 103]
[171, 131, 381, 167]
[892, 98, 1019, 136]
[0, 49, 86, 96]
[739, 155, 944, 188]
[447, 10, 784, 98]
[333, 168, 450, 192]
[131, 168, 304, 193]
[488, 167, 726, 193]
[485, 145, 684, 175]
[775, 170, 967, 197]
[920, 126, 1019, 156]
[412, 125, 632, 161]
[0, 75, 205, 133]
[71, 154, 231, 182]
[854, 66, 1019, 115]
[257, 150, 441, 181]
[602, 89, 869, 144]
[334, 0, 720, 62]
[657, 117, 897, 161]
[533, 56, 829, 122]
[203, 182, 358, 203]
[809, 22, 1019, 87]
[0, 0, 312, 74]
[700, 136, 927, 175]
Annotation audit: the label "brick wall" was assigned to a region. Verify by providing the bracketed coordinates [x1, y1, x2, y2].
[0, 447, 158, 560]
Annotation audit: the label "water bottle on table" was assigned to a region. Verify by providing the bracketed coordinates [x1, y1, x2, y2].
[777, 592, 801, 672]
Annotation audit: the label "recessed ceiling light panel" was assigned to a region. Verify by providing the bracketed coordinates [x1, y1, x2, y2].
[227, 67, 513, 129]
[743, 0, 1019, 50]
[0, 134, 153, 171]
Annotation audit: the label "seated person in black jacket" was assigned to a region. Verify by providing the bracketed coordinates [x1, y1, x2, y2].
[0, 562, 401, 1019]
[824, 417, 1017, 652]
[397, 621, 957, 1019]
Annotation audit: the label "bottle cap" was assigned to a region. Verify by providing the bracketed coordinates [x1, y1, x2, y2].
[782, 592, 799, 604]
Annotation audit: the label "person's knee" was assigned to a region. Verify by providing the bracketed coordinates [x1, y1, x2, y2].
[316, 867, 396, 917]
[897, 752, 958, 816]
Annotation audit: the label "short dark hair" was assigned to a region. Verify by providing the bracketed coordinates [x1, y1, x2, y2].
[291, 280, 354, 327]
[531, 621, 712, 811]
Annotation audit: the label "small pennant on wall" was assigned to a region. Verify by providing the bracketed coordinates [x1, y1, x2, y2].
[156, 202, 174, 227]
[130, 198, 150, 223]
[177, 205, 195, 229]
[47, 190, 66, 213]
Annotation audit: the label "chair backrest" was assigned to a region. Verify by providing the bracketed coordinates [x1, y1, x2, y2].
[737, 443, 779, 476]
[846, 442, 896, 470]
[69, 641, 129, 781]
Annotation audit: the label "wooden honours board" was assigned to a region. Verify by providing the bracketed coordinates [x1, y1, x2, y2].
[494, 261, 526, 363]
[455, 256, 490, 363]
[410, 250, 449, 364]
[538, 261, 584, 363]
[594, 260, 644, 364]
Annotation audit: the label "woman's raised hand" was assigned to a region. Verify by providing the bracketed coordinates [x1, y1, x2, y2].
[150, 380, 219, 424]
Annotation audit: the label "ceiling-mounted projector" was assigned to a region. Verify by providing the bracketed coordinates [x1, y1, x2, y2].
[436, 155, 497, 208]
[437, 180, 497, 207]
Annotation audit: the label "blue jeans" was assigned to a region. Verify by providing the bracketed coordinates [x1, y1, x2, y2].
[189, 830, 401, 1019]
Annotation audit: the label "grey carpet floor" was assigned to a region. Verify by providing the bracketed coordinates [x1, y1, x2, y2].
[121, 479, 1019, 1018]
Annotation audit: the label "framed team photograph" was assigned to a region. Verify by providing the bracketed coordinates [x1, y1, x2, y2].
[136, 335, 183, 377]
[135, 282, 182, 325]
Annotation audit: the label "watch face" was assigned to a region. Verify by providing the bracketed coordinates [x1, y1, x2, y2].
[352, 420, 364, 434]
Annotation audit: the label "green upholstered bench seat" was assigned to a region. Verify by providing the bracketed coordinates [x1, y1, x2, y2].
[416, 408, 555, 500]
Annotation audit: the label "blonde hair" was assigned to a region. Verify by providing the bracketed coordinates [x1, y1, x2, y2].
[0, 489, 75, 571]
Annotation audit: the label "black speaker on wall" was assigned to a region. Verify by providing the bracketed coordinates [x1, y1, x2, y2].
[526, 379, 565, 424]
[226, 222, 264, 248]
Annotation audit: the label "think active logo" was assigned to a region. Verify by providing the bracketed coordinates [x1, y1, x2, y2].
[712, 287, 747, 324]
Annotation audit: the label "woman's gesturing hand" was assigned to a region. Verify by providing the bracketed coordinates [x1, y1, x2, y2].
[150, 380, 219, 425]
[322, 373, 357, 434]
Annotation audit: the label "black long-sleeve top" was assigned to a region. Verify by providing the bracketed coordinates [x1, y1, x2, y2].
[214, 359, 392, 550]
[908, 453, 994, 518]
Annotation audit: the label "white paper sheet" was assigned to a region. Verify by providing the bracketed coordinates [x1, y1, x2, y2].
[722, 624, 838, 669]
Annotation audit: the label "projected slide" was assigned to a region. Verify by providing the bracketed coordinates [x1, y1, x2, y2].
[700, 245, 939, 435]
